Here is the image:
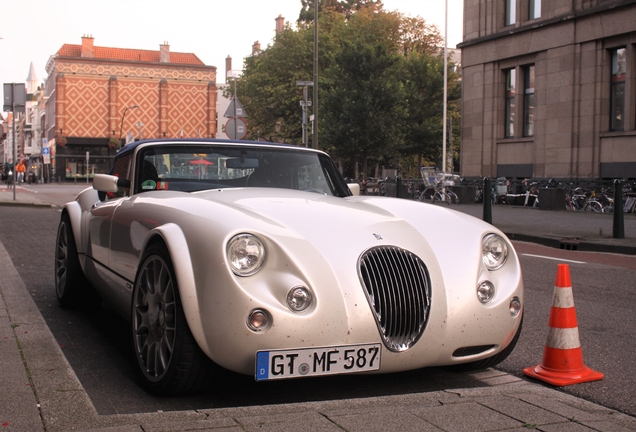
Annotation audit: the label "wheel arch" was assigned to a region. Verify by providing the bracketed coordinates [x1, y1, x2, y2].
[142, 223, 211, 358]
[63, 201, 83, 253]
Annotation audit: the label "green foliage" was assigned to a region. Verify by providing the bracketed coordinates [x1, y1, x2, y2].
[298, 0, 384, 23]
[235, 1, 461, 177]
[321, 10, 405, 169]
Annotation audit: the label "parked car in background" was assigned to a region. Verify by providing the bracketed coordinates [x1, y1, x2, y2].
[54, 138, 524, 396]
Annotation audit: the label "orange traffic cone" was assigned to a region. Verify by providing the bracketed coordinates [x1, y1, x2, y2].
[523, 263, 603, 386]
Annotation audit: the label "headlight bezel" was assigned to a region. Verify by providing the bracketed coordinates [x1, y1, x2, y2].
[227, 233, 266, 277]
[482, 233, 509, 271]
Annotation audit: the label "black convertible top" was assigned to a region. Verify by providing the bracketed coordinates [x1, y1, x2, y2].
[116, 138, 317, 158]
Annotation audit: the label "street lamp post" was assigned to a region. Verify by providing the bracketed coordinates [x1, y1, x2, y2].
[119, 105, 139, 144]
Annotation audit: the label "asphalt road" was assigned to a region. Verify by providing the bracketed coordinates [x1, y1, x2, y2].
[0, 193, 634, 417]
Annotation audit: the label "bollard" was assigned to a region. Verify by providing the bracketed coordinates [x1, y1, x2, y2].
[58, 176, 61, 185]
[483, 177, 492, 224]
[613, 179, 625, 239]
[396, 176, 402, 198]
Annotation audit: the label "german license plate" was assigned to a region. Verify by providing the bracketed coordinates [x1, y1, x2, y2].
[255, 343, 381, 381]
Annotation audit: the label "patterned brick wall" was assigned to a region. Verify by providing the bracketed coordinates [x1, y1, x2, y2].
[118, 80, 160, 138]
[168, 83, 209, 138]
[64, 77, 109, 137]
[52, 60, 217, 141]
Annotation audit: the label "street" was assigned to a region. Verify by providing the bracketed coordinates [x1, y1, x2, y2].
[0, 186, 634, 418]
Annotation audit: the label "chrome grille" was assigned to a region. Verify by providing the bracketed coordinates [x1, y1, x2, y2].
[358, 246, 431, 352]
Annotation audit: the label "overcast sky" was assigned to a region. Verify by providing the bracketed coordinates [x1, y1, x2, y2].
[0, 0, 463, 90]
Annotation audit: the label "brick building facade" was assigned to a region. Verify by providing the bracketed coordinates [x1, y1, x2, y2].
[45, 36, 217, 180]
[459, 0, 636, 180]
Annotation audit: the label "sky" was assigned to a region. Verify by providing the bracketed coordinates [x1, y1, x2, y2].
[0, 0, 463, 90]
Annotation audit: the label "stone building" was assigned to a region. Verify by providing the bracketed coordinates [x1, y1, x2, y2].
[44, 36, 217, 180]
[459, 0, 636, 179]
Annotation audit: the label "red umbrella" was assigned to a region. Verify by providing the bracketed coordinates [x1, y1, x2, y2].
[189, 159, 214, 165]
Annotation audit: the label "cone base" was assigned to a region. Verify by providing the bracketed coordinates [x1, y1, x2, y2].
[523, 364, 604, 386]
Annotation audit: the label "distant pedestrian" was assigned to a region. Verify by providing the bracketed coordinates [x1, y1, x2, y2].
[16, 160, 26, 184]
[4, 159, 14, 185]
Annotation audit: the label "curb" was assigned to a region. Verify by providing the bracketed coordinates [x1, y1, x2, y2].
[505, 232, 636, 255]
[0, 202, 53, 208]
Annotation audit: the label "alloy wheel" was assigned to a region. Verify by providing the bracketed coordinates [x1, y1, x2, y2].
[133, 256, 177, 382]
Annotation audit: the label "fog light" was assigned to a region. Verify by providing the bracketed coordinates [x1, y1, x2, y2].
[509, 297, 521, 317]
[287, 286, 313, 311]
[247, 309, 268, 331]
[477, 281, 495, 304]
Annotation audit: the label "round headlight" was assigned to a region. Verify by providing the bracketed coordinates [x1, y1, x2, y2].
[227, 234, 265, 276]
[287, 286, 313, 312]
[482, 233, 508, 270]
[477, 280, 495, 303]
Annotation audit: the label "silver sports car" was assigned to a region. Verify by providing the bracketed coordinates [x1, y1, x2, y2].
[55, 139, 523, 396]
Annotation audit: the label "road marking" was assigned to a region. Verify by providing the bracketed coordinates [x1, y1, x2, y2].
[521, 253, 586, 264]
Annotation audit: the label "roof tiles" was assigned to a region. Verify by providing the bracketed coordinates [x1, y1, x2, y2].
[56, 44, 205, 65]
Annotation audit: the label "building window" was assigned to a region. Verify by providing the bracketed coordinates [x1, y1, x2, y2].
[529, 0, 541, 20]
[505, 68, 516, 138]
[523, 65, 535, 137]
[505, 0, 516, 25]
[610, 48, 626, 131]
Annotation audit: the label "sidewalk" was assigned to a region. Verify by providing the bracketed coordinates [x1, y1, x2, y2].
[0, 185, 52, 207]
[1, 191, 636, 431]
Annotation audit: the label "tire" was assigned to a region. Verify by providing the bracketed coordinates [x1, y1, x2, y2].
[446, 315, 523, 372]
[55, 213, 98, 307]
[132, 243, 217, 396]
[584, 201, 603, 213]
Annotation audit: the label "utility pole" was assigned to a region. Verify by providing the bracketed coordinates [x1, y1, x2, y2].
[312, 0, 319, 149]
[296, 81, 313, 147]
[3, 83, 26, 200]
[442, 0, 448, 174]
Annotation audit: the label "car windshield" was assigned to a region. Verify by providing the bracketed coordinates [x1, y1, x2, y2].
[135, 144, 351, 197]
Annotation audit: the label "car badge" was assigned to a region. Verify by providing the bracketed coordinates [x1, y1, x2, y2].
[373, 233, 383, 240]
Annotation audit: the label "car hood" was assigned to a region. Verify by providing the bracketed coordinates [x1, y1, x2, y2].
[195, 188, 425, 252]
[186, 188, 491, 269]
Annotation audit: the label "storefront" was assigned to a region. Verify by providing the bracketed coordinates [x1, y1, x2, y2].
[54, 138, 117, 182]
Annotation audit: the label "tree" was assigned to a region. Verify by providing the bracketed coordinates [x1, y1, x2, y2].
[320, 9, 405, 177]
[397, 52, 461, 172]
[298, 0, 384, 23]
[235, 26, 314, 143]
[397, 14, 444, 57]
[235, 1, 459, 177]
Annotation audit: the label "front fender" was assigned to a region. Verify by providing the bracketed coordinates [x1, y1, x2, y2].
[64, 187, 101, 256]
[63, 201, 83, 254]
[146, 223, 211, 358]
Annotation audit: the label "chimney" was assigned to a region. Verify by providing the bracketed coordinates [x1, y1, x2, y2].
[275, 15, 285, 34]
[81, 35, 94, 58]
[252, 41, 261, 54]
[160, 41, 170, 63]
[225, 56, 232, 81]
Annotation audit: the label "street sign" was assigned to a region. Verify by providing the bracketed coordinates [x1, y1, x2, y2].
[224, 97, 248, 118]
[42, 147, 50, 164]
[3, 83, 26, 113]
[225, 118, 247, 140]
[296, 81, 314, 86]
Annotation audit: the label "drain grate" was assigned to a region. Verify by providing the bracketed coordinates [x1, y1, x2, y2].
[559, 238, 580, 251]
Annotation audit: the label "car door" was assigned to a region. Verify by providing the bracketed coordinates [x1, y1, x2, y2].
[88, 152, 132, 268]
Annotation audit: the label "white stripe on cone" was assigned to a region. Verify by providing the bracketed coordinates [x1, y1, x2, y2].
[552, 286, 575, 308]
[546, 327, 581, 350]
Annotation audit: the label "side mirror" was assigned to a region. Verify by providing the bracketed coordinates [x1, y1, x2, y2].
[93, 174, 130, 193]
[348, 183, 360, 196]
